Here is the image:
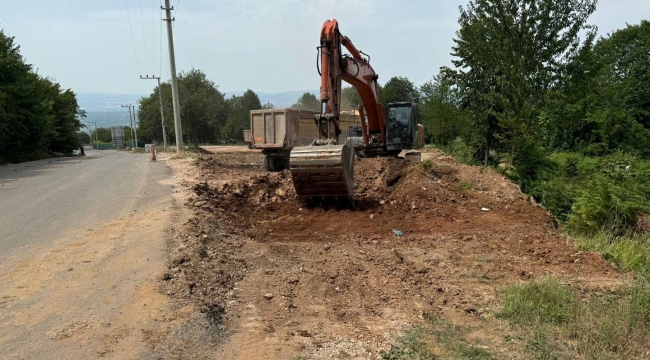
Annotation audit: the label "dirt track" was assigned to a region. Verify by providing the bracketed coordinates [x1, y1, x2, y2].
[162, 148, 626, 359]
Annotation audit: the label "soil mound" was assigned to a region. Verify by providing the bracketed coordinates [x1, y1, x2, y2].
[162, 150, 624, 358]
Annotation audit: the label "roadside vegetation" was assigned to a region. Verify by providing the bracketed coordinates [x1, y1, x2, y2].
[499, 277, 650, 359]
[137, 70, 273, 147]
[377, 0, 650, 358]
[414, 1, 650, 279]
[381, 277, 650, 359]
[380, 315, 494, 359]
[0, 29, 86, 164]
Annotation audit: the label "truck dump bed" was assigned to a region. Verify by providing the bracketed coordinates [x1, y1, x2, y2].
[245, 109, 320, 150]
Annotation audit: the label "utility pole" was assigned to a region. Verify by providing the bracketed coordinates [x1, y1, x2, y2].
[133, 107, 139, 151]
[162, 0, 183, 152]
[140, 75, 167, 149]
[86, 123, 94, 150]
[121, 104, 135, 150]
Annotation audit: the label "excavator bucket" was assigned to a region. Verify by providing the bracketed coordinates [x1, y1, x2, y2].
[290, 142, 355, 205]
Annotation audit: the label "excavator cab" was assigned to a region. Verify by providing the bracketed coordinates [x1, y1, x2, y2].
[385, 102, 419, 152]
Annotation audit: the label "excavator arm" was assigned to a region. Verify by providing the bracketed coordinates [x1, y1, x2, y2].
[289, 19, 389, 205]
[318, 19, 386, 148]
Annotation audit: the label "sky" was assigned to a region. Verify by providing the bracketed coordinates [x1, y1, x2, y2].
[2, 0, 649, 96]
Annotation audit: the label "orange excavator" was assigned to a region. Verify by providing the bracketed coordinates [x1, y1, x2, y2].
[289, 19, 424, 204]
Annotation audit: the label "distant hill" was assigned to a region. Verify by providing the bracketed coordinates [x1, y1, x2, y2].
[77, 93, 144, 128]
[77, 93, 143, 112]
[77, 90, 319, 128]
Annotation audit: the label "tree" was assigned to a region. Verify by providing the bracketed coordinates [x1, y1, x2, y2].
[420, 72, 471, 145]
[138, 68, 229, 146]
[291, 92, 320, 111]
[379, 76, 420, 106]
[597, 21, 650, 131]
[340, 86, 361, 110]
[92, 128, 112, 143]
[450, 0, 597, 166]
[222, 89, 262, 141]
[539, 40, 603, 152]
[138, 85, 169, 145]
[178, 69, 229, 145]
[0, 28, 83, 163]
[538, 21, 650, 157]
[77, 131, 90, 145]
[138, 72, 265, 145]
[589, 21, 650, 156]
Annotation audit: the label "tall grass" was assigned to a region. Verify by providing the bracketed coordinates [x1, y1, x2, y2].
[499, 276, 650, 359]
[574, 232, 650, 278]
[380, 315, 493, 359]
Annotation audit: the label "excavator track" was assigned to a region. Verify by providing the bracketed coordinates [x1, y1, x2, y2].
[289, 142, 355, 205]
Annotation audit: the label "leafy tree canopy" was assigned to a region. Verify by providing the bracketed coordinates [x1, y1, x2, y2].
[138, 72, 265, 144]
[379, 76, 420, 106]
[291, 92, 320, 112]
[449, 0, 597, 165]
[0, 29, 84, 163]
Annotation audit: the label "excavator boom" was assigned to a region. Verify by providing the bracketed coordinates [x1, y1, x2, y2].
[289, 19, 370, 205]
[289, 19, 420, 204]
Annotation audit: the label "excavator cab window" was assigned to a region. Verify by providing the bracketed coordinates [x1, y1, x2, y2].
[388, 106, 411, 126]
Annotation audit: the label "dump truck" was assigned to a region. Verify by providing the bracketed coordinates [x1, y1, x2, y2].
[243, 108, 336, 171]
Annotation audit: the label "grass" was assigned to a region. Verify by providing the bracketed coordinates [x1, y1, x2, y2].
[572, 232, 650, 278]
[500, 277, 576, 326]
[499, 276, 650, 359]
[438, 138, 475, 165]
[380, 315, 493, 359]
[419, 160, 435, 172]
[460, 181, 474, 191]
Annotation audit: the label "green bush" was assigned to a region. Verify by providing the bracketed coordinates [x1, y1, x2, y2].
[419, 160, 435, 172]
[521, 152, 650, 236]
[530, 179, 576, 222]
[441, 137, 474, 164]
[380, 315, 493, 359]
[547, 152, 598, 179]
[460, 181, 474, 191]
[510, 142, 556, 194]
[567, 175, 650, 236]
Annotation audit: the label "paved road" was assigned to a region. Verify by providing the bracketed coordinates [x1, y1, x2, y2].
[0, 150, 151, 257]
[0, 149, 180, 359]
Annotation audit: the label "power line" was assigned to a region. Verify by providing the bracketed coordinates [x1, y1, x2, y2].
[173, 0, 180, 18]
[152, 0, 156, 76]
[160, 0, 163, 79]
[140, 0, 149, 75]
[161, 0, 169, 81]
[125, 0, 142, 75]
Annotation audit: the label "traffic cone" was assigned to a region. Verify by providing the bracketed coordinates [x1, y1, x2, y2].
[150, 146, 157, 162]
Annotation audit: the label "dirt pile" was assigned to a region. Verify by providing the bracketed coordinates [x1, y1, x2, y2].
[163, 150, 626, 358]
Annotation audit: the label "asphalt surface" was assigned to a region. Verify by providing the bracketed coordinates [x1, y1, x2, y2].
[0, 150, 152, 258]
[0, 149, 179, 359]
